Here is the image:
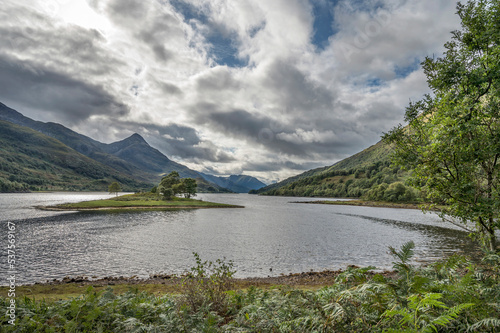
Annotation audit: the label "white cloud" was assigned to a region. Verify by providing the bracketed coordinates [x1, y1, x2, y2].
[0, 0, 462, 182]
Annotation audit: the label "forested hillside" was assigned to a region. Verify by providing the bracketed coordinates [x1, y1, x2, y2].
[255, 140, 419, 202]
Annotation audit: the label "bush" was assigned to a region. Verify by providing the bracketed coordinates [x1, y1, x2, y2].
[179, 253, 236, 316]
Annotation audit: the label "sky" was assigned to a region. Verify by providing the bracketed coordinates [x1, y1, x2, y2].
[0, 0, 461, 183]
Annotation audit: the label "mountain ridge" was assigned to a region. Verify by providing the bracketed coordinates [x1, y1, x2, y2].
[0, 102, 264, 193]
[198, 173, 266, 193]
[0, 119, 152, 192]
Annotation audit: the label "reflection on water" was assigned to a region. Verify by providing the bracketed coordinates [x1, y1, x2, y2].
[0, 193, 478, 285]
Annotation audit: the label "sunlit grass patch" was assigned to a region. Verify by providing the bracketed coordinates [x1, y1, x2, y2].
[40, 193, 243, 210]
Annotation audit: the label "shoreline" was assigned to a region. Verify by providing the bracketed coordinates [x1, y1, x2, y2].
[292, 199, 437, 210]
[0, 268, 397, 300]
[35, 192, 244, 211]
[36, 204, 244, 211]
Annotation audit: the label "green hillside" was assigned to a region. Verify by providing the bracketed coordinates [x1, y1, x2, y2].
[195, 177, 233, 193]
[0, 103, 202, 182]
[0, 120, 152, 192]
[255, 140, 420, 202]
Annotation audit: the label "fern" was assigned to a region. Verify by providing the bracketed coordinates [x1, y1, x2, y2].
[383, 293, 474, 332]
[467, 317, 500, 332]
[389, 241, 415, 274]
[424, 302, 474, 332]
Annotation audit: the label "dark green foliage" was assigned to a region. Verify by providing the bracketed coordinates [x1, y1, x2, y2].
[384, 0, 500, 250]
[260, 150, 421, 202]
[2, 246, 498, 332]
[158, 171, 180, 199]
[182, 178, 197, 198]
[158, 172, 198, 200]
[255, 139, 395, 197]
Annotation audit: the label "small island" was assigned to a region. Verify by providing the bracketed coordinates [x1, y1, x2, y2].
[38, 172, 243, 211]
[38, 192, 243, 211]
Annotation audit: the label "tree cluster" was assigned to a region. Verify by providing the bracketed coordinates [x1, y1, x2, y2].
[157, 171, 197, 200]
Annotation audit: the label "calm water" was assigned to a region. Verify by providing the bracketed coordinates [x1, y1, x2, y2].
[0, 192, 477, 285]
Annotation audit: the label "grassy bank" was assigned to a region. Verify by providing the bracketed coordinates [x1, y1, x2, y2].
[0, 270, 350, 302]
[38, 193, 243, 211]
[295, 199, 440, 210]
[1, 246, 498, 332]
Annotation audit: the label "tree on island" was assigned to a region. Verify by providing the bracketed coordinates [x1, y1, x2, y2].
[157, 171, 197, 200]
[182, 178, 197, 198]
[384, 0, 500, 251]
[108, 182, 121, 196]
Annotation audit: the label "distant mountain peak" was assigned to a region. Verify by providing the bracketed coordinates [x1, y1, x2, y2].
[126, 133, 146, 143]
[110, 133, 148, 147]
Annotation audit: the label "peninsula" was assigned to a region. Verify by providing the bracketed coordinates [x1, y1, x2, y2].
[38, 193, 243, 211]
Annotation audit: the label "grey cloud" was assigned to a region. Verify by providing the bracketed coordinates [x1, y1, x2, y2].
[105, 0, 182, 64]
[263, 60, 335, 114]
[159, 82, 183, 95]
[136, 19, 180, 63]
[198, 165, 229, 176]
[194, 108, 306, 156]
[0, 0, 462, 181]
[242, 160, 327, 173]
[152, 44, 172, 62]
[196, 67, 241, 93]
[105, 0, 147, 23]
[116, 121, 234, 163]
[0, 11, 122, 77]
[194, 108, 367, 157]
[151, 123, 201, 145]
[0, 56, 129, 124]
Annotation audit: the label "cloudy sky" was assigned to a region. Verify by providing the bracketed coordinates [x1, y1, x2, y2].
[0, 0, 461, 183]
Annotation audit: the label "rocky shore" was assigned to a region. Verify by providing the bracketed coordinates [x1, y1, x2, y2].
[0, 269, 398, 301]
[31, 267, 397, 288]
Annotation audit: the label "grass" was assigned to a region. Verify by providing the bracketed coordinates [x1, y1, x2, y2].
[0, 278, 334, 303]
[297, 199, 428, 210]
[297, 200, 448, 213]
[0, 283, 182, 302]
[40, 193, 243, 211]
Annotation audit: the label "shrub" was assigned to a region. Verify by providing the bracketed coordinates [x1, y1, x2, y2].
[179, 253, 236, 316]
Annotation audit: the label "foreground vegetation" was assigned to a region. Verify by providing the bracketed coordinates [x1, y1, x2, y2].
[42, 193, 243, 211]
[1, 245, 499, 332]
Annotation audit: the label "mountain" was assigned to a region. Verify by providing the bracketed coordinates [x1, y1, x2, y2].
[0, 120, 151, 192]
[199, 173, 266, 193]
[103, 133, 201, 179]
[0, 102, 235, 192]
[195, 177, 234, 193]
[227, 175, 266, 192]
[0, 102, 201, 181]
[253, 140, 419, 202]
[0, 103, 150, 180]
[0, 102, 269, 194]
